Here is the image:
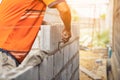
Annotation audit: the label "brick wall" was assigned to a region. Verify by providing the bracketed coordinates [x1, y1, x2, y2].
[0, 9, 80, 80]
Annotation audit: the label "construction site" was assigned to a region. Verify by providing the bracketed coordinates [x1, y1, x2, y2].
[0, 0, 120, 80]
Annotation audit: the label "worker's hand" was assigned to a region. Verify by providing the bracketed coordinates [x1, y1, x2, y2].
[62, 29, 71, 43]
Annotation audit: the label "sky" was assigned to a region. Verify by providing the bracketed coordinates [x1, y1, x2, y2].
[66, 0, 110, 18]
[67, 0, 109, 4]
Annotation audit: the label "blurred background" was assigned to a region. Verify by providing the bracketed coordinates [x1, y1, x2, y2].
[67, 0, 112, 49]
[66, 0, 113, 80]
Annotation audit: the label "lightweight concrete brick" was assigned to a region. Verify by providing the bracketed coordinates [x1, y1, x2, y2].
[76, 39, 80, 52]
[40, 24, 63, 52]
[50, 25, 62, 50]
[54, 74, 62, 80]
[40, 25, 51, 51]
[53, 51, 64, 76]
[67, 63, 73, 80]
[72, 69, 79, 80]
[39, 23, 79, 53]
[76, 52, 80, 69]
[71, 24, 79, 40]
[63, 45, 70, 65]
[27, 50, 40, 55]
[75, 40, 79, 53]
[72, 41, 78, 55]
[32, 30, 41, 49]
[118, 69, 120, 80]
[39, 58, 48, 80]
[43, 8, 62, 23]
[72, 56, 78, 74]
[69, 42, 75, 60]
[31, 36, 40, 49]
[46, 56, 54, 80]
[12, 66, 39, 80]
[61, 69, 67, 80]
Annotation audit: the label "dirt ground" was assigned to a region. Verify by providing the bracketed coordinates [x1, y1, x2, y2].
[79, 49, 108, 80]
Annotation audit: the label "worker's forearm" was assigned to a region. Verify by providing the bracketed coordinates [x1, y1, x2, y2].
[55, 2, 71, 31]
[60, 8, 71, 31]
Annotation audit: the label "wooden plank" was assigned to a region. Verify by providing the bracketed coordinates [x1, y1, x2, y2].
[80, 66, 101, 80]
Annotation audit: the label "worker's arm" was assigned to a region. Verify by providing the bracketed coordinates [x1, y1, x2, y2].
[53, 2, 71, 43]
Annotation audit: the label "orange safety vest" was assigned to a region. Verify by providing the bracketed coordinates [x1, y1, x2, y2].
[0, 0, 56, 62]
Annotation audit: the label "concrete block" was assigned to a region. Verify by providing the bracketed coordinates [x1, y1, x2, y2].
[76, 52, 80, 68]
[63, 46, 70, 65]
[72, 56, 77, 73]
[12, 66, 39, 80]
[118, 69, 120, 80]
[40, 24, 63, 52]
[74, 40, 79, 54]
[67, 63, 73, 80]
[31, 36, 40, 49]
[69, 42, 75, 60]
[40, 25, 51, 51]
[27, 50, 40, 55]
[71, 24, 80, 40]
[37, 30, 41, 36]
[68, 44, 72, 60]
[53, 51, 64, 76]
[46, 56, 54, 80]
[40, 23, 79, 53]
[73, 69, 79, 80]
[61, 69, 67, 80]
[73, 40, 79, 54]
[39, 58, 48, 80]
[39, 56, 54, 80]
[43, 8, 62, 23]
[73, 41, 78, 55]
[71, 52, 79, 76]
[76, 40, 80, 52]
[50, 24, 62, 51]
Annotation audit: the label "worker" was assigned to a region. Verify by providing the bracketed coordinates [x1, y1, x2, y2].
[0, 0, 71, 74]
